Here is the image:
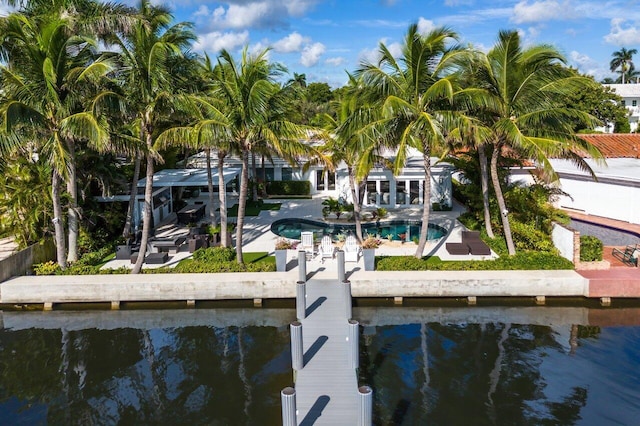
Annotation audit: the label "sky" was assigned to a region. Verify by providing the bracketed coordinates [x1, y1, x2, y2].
[5, 0, 640, 87]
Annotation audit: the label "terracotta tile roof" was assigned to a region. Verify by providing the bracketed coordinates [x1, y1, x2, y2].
[579, 134, 640, 159]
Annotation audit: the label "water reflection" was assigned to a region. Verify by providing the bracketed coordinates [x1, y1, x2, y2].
[0, 307, 639, 425]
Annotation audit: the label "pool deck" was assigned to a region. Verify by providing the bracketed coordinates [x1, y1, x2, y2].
[1, 197, 639, 307]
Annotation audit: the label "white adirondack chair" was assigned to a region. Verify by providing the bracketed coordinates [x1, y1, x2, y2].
[299, 231, 316, 259]
[319, 235, 335, 262]
[343, 235, 361, 262]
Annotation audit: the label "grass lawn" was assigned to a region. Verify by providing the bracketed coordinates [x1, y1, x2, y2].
[224, 201, 281, 217]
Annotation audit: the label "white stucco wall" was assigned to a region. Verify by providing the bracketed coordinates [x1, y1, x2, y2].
[552, 223, 576, 262]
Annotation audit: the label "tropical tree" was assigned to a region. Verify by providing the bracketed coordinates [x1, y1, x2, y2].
[0, 10, 115, 268]
[356, 24, 468, 258]
[106, 0, 198, 273]
[610, 47, 637, 84]
[316, 77, 383, 242]
[471, 30, 604, 255]
[213, 47, 318, 264]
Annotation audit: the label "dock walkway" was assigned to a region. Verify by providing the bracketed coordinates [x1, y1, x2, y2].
[293, 279, 359, 424]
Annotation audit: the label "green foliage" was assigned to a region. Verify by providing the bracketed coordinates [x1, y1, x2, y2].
[306, 82, 333, 104]
[376, 252, 573, 271]
[266, 180, 310, 196]
[192, 247, 236, 262]
[580, 235, 603, 261]
[34, 246, 114, 275]
[509, 221, 556, 253]
[614, 115, 631, 133]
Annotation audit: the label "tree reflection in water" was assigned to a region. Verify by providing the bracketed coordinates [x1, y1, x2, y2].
[0, 308, 639, 425]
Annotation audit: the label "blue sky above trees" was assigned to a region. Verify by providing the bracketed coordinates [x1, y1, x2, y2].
[4, 0, 639, 87]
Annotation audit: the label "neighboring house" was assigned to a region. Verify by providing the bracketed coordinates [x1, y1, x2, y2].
[511, 134, 640, 225]
[185, 147, 454, 211]
[600, 83, 640, 133]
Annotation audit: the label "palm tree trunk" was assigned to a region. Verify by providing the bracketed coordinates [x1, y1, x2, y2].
[66, 140, 79, 263]
[206, 148, 217, 227]
[478, 143, 495, 238]
[348, 166, 364, 242]
[132, 149, 154, 273]
[415, 146, 432, 258]
[218, 150, 228, 247]
[122, 153, 141, 238]
[490, 142, 516, 255]
[52, 170, 67, 269]
[251, 151, 258, 202]
[235, 147, 249, 264]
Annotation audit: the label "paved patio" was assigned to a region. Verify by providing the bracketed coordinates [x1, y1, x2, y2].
[101, 195, 497, 272]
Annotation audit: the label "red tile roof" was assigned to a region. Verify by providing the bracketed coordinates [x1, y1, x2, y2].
[579, 134, 640, 159]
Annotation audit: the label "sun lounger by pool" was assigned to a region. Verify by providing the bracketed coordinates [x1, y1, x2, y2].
[446, 230, 491, 256]
[612, 244, 639, 266]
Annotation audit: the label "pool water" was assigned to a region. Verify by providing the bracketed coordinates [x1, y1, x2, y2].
[1, 306, 639, 425]
[270, 218, 447, 242]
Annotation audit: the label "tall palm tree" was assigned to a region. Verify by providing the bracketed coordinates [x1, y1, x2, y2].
[473, 30, 604, 255]
[107, 0, 197, 273]
[316, 77, 382, 242]
[0, 12, 113, 268]
[357, 24, 468, 258]
[610, 47, 637, 84]
[213, 47, 316, 264]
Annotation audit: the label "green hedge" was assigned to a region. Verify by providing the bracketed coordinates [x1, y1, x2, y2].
[580, 235, 603, 261]
[266, 180, 310, 196]
[376, 251, 574, 271]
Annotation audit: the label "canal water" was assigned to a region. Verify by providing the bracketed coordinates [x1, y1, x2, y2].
[0, 306, 638, 425]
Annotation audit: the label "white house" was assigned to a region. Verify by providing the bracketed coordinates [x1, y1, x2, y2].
[185, 147, 454, 211]
[511, 134, 640, 225]
[601, 83, 640, 133]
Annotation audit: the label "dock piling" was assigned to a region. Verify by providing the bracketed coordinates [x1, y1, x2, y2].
[281, 387, 297, 426]
[348, 320, 359, 369]
[296, 281, 306, 320]
[337, 250, 345, 282]
[358, 385, 373, 426]
[290, 321, 303, 370]
[343, 280, 352, 320]
[298, 250, 307, 283]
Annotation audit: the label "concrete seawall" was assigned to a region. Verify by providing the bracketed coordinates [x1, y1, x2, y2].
[0, 269, 604, 307]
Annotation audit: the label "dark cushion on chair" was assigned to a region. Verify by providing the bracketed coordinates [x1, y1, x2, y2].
[467, 241, 491, 255]
[446, 243, 469, 255]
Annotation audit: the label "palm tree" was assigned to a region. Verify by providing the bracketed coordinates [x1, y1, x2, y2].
[472, 30, 604, 255]
[213, 47, 316, 264]
[316, 77, 383, 242]
[356, 24, 467, 258]
[610, 47, 637, 84]
[107, 0, 197, 273]
[0, 11, 113, 268]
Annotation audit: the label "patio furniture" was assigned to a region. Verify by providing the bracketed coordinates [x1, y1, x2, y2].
[612, 244, 639, 266]
[343, 235, 361, 262]
[462, 231, 491, 255]
[300, 231, 316, 260]
[318, 235, 335, 262]
[150, 236, 186, 253]
[116, 244, 132, 260]
[130, 252, 168, 264]
[188, 234, 209, 253]
[177, 204, 206, 224]
[445, 242, 469, 255]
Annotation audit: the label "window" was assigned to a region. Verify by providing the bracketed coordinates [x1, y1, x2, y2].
[282, 168, 293, 181]
[633, 100, 638, 107]
[380, 181, 390, 205]
[328, 172, 336, 190]
[622, 100, 626, 107]
[316, 170, 325, 190]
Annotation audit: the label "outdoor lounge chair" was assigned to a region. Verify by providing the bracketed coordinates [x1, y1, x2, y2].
[319, 235, 335, 262]
[612, 244, 639, 266]
[300, 231, 316, 259]
[462, 231, 491, 256]
[446, 242, 469, 255]
[343, 235, 361, 262]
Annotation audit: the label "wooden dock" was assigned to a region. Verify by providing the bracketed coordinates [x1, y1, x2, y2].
[292, 279, 360, 424]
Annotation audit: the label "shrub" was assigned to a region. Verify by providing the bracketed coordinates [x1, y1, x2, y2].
[266, 180, 310, 196]
[580, 235, 603, 261]
[192, 246, 236, 263]
[33, 261, 60, 276]
[361, 236, 381, 249]
[275, 238, 293, 250]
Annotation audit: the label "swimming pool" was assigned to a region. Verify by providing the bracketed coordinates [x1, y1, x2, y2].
[270, 218, 447, 241]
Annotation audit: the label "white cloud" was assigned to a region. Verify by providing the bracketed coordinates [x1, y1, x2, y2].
[325, 57, 346, 66]
[192, 1, 320, 31]
[301, 42, 326, 67]
[569, 51, 612, 81]
[194, 30, 249, 53]
[512, 1, 570, 24]
[417, 17, 436, 34]
[604, 18, 640, 46]
[273, 32, 310, 53]
[358, 38, 404, 64]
